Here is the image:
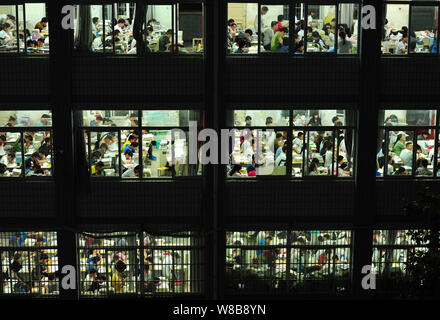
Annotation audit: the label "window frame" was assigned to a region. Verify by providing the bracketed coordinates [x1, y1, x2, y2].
[0, 109, 54, 180]
[377, 109, 439, 179]
[382, 0, 440, 56]
[76, 108, 204, 180]
[225, 230, 352, 295]
[225, 0, 361, 57]
[226, 108, 357, 180]
[0, 2, 49, 56]
[73, 1, 205, 56]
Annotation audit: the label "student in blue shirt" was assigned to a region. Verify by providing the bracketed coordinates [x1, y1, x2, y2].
[295, 40, 304, 54]
[123, 141, 138, 154]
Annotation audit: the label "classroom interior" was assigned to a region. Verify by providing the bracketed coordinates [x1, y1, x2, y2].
[227, 3, 359, 54]
[73, 3, 204, 54]
[382, 3, 439, 54]
[0, 3, 49, 54]
[0, 229, 427, 296]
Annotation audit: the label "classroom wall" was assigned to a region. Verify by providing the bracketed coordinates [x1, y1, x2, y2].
[386, 4, 409, 29]
[0, 5, 15, 16]
[25, 3, 46, 31]
[152, 5, 173, 30]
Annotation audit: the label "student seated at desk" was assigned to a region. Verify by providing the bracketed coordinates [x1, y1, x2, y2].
[123, 141, 138, 156]
[311, 31, 329, 52]
[386, 155, 394, 174]
[308, 160, 319, 175]
[394, 166, 408, 176]
[323, 141, 333, 168]
[275, 145, 287, 166]
[26, 163, 44, 176]
[158, 29, 173, 52]
[337, 31, 352, 54]
[4, 116, 16, 127]
[234, 39, 249, 54]
[399, 142, 413, 167]
[122, 149, 135, 166]
[235, 29, 252, 48]
[263, 21, 278, 51]
[0, 22, 16, 44]
[0, 152, 16, 167]
[122, 135, 137, 153]
[337, 156, 350, 176]
[91, 161, 105, 176]
[293, 132, 304, 155]
[415, 158, 432, 176]
[25, 152, 39, 171]
[279, 37, 289, 52]
[122, 164, 140, 178]
[395, 33, 408, 54]
[392, 133, 407, 156]
[271, 27, 288, 51]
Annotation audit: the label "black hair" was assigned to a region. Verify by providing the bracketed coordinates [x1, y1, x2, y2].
[31, 152, 39, 159]
[128, 135, 136, 141]
[124, 149, 133, 157]
[117, 18, 125, 24]
[92, 17, 99, 24]
[0, 135, 6, 142]
[245, 29, 253, 36]
[332, 116, 339, 123]
[339, 30, 347, 45]
[261, 6, 269, 12]
[421, 158, 428, 168]
[96, 161, 104, 168]
[41, 17, 48, 23]
[266, 117, 273, 125]
[297, 132, 304, 138]
[271, 21, 278, 28]
[279, 27, 288, 33]
[227, 19, 235, 26]
[130, 142, 139, 148]
[6, 153, 14, 158]
[134, 165, 140, 173]
[237, 39, 246, 49]
[115, 260, 126, 273]
[245, 116, 252, 121]
[25, 135, 33, 142]
[276, 133, 283, 139]
[125, 18, 132, 24]
[166, 29, 173, 35]
[146, 26, 153, 33]
[277, 15, 284, 22]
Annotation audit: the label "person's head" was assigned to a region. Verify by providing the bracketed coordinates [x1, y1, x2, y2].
[312, 31, 320, 40]
[279, 27, 288, 36]
[261, 6, 269, 15]
[420, 131, 429, 139]
[166, 29, 173, 38]
[103, 135, 113, 145]
[8, 116, 16, 124]
[276, 133, 283, 141]
[130, 142, 139, 150]
[402, 32, 408, 43]
[88, 268, 97, 277]
[127, 134, 137, 143]
[297, 40, 304, 52]
[40, 17, 48, 27]
[230, 23, 237, 31]
[277, 15, 284, 23]
[95, 161, 104, 171]
[147, 19, 157, 26]
[6, 153, 15, 162]
[95, 116, 103, 124]
[293, 33, 299, 44]
[125, 18, 131, 26]
[1, 22, 10, 32]
[245, 115, 252, 126]
[337, 155, 344, 164]
[297, 132, 304, 140]
[245, 29, 253, 37]
[281, 145, 287, 154]
[24, 135, 33, 144]
[99, 143, 108, 154]
[339, 30, 347, 42]
[405, 141, 413, 150]
[227, 19, 235, 26]
[332, 116, 339, 124]
[330, 18, 336, 27]
[134, 165, 140, 177]
[307, 26, 313, 35]
[91, 150, 102, 162]
[92, 17, 99, 25]
[146, 26, 153, 36]
[271, 21, 278, 30]
[38, 148, 48, 160]
[396, 167, 406, 175]
[6, 14, 15, 23]
[124, 149, 133, 159]
[115, 260, 126, 273]
[117, 18, 125, 27]
[265, 117, 273, 126]
[387, 155, 393, 164]
[27, 39, 35, 47]
[397, 133, 406, 142]
[420, 158, 428, 168]
[37, 38, 44, 47]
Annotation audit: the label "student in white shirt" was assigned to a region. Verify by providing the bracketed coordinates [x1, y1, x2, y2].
[395, 33, 408, 54]
[293, 132, 304, 155]
[324, 141, 333, 168]
[0, 22, 15, 43]
[275, 145, 287, 166]
[254, 6, 269, 33]
[399, 142, 413, 167]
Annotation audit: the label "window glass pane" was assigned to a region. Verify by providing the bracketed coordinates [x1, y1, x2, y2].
[381, 110, 436, 126]
[26, 3, 49, 55]
[227, 3, 260, 54]
[142, 110, 200, 127]
[383, 4, 409, 55]
[24, 131, 53, 177]
[78, 232, 139, 296]
[410, 6, 438, 54]
[415, 128, 434, 177]
[231, 110, 289, 127]
[145, 5, 174, 53]
[337, 3, 358, 54]
[113, 3, 134, 55]
[0, 232, 58, 296]
[121, 129, 140, 178]
[84, 130, 120, 177]
[177, 3, 204, 54]
[89, 5, 104, 52]
[0, 110, 52, 127]
[306, 5, 336, 53]
[260, 5, 289, 53]
[0, 5, 18, 53]
[142, 129, 173, 178]
[293, 109, 354, 127]
[80, 110, 138, 127]
[389, 130, 414, 175]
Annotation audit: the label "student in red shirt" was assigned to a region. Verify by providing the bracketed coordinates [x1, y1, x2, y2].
[275, 15, 286, 33]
